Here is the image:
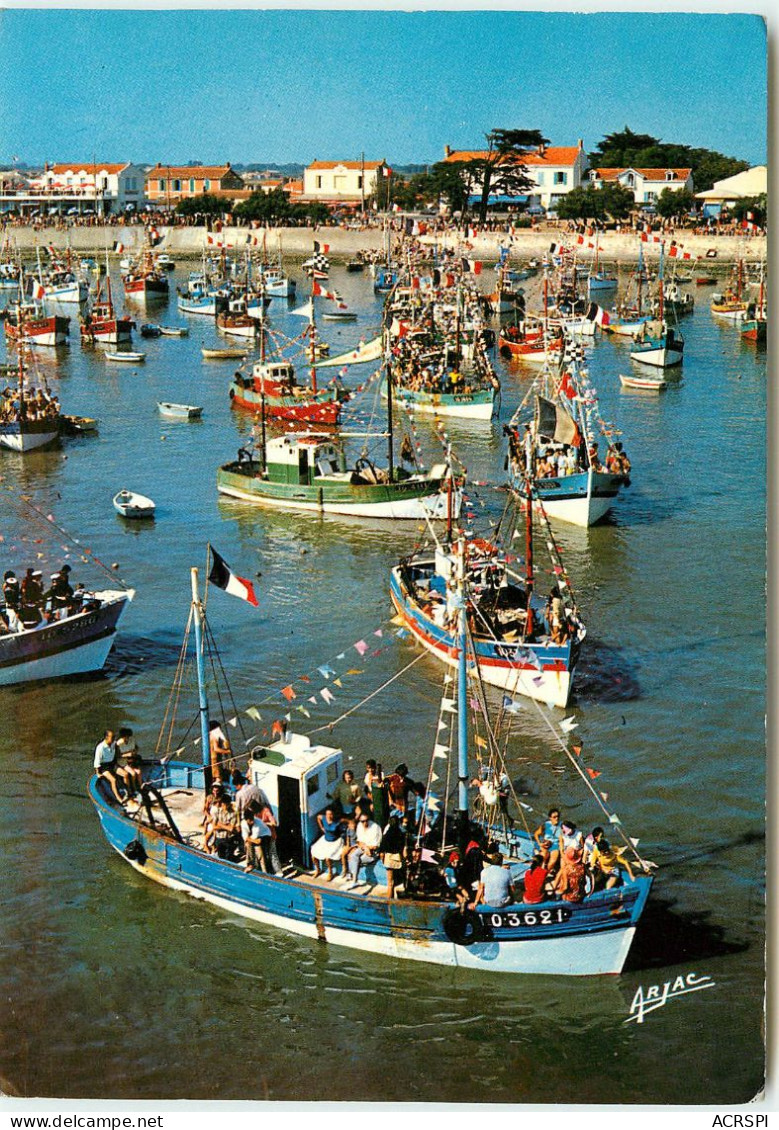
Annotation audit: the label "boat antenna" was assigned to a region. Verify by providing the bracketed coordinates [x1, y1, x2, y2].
[190, 567, 213, 789]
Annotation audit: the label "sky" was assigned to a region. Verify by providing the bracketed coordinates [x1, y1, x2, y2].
[0, 10, 767, 168]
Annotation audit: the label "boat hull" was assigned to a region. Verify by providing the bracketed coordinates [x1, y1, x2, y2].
[0, 422, 60, 452]
[511, 469, 624, 527]
[0, 590, 132, 686]
[630, 345, 683, 368]
[381, 379, 497, 420]
[90, 763, 651, 977]
[390, 569, 579, 706]
[229, 385, 342, 426]
[217, 462, 458, 520]
[81, 318, 134, 345]
[5, 315, 70, 346]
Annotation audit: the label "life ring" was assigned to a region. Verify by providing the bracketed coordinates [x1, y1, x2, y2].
[124, 839, 147, 865]
[442, 907, 485, 946]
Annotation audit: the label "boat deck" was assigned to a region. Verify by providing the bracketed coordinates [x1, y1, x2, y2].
[137, 786, 395, 899]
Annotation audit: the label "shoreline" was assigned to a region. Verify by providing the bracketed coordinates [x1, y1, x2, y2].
[2, 223, 765, 265]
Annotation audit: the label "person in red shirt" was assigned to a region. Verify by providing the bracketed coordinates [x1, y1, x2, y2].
[522, 855, 550, 904]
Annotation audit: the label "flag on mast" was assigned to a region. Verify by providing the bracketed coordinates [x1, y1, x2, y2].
[208, 547, 259, 606]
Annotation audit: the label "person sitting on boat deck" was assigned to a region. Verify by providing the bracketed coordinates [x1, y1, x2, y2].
[379, 815, 406, 899]
[44, 572, 72, 620]
[344, 812, 383, 889]
[587, 443, 603, 472]
[553, 846, 587, 903]
[114, 727, 143, 801]
[442, 850, 470, 910]
[559, 819, 584, 858]
[473, 851, 515, 909]
[329, 768, 361, 819]
[311, 806, 345, 881]
[587, 827, 634, 889]
[208, 719, 232, 785]
[94, 728, 125, 806]
[338, 815, 359, 880]
[522, 854, 550, 904]
[534, 807, 562, 872]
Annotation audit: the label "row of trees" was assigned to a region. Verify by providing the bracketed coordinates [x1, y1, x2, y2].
[175, 191, 331, 224]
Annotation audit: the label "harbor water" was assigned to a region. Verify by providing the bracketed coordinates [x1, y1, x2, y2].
[0, 264, 765, 1103]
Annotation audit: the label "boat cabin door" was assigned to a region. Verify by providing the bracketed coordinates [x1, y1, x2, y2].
[276, 775, 304, 865]
[298, 448, 309, 484]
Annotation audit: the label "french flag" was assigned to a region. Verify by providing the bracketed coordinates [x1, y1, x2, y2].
[585, 302, 610, 327]
[31, 281, 46, 301]
[208, 547, 259, 607]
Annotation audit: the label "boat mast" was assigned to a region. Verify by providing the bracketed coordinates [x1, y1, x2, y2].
[455, 536, 469, 819]
[523, 472, 535, 639]
[309, 284, 318, 394]
[386, 349, 395, 481]
[637, 243, 643, 318]
[658, 242, 665, 322]
[190, 568, 212, 784]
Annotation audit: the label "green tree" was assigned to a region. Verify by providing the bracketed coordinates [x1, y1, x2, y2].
[468, 129, 549, 223]
[175, 193, 226, 218]
[655, 188, 696, 219]
[556, 183, 634, 221]
[233, 188, 293, 223]
[731, 194, 766, 224]
[588, 126, 749, 194]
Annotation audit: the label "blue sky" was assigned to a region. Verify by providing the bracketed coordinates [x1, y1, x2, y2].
[0, 10, 767, 167]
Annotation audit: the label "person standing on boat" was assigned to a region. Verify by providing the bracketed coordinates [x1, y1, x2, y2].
[208, 719, 232, 785]
[93, 729, 125, 806]
[534, 808, 562, 872]
[330, 769, 360, 818]
[2, 572, 21, 632]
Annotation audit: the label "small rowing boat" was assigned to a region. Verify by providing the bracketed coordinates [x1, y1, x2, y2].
[202, 347, 249, 360]
[157, 402, 203, 420]
[159, 326, 189, 337]
[619, 373, 667, 392]
[113, 490, 156, 518]
[105, 351, 145, 363]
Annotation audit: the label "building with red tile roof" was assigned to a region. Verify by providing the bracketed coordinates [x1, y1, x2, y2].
[589, 167, 694, 205]
[145, 163, 246, 206]
[442, 142, 587, 211]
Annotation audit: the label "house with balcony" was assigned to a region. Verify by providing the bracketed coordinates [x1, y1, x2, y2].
[443, 141, 587, 212]
[145, 163, 246, 208]
[0, 162, 146, 216]
[588, 167, 694, 209]
[301, 161, 388, 206]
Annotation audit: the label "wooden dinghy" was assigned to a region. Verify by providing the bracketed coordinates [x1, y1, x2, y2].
[157, 402, 203, 419]
[619, 373, 667, 392]
[113, 490, 156, 518]
[105, 350, 146, 363]
[201, 347, 249, 360]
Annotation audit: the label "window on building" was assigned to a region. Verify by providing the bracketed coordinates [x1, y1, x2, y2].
[158, 179, 166, 191]
[627, 173, 635, 187]
[553, 171, 567, 185]
[644, 192, 656, 202]
[333, 175, 346, 191]
[204, 179, 211, 191]
[189, 178, 195, 193]
[536, 172, 545, 186]
[665, 171, 675, 181]
[100, 177, 108, 190]
[357, 175, 363, 189]
[316, 175, 322, 189]
[172, 179, 181, 192]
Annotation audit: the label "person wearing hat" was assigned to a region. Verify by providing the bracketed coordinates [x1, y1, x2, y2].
[19, 570, 44, 628]
[473, 850, 515, 909]
[2, 572, 21, 632]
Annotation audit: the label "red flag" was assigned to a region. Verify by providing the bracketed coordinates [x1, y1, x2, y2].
[322, 243, 330, 254]
[411, 276, 420, 290]
[473, 261, 482, 275]
[312, 280, 323, 296]
[281, 685, 296, 702]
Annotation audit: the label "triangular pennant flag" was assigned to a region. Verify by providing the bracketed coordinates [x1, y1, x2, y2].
[432, 744, 449, 759]
[346, 669, 363, 676]
[440, 697, 457, 713]
[609, 814, 621, 825]
[430, 772, 440, 783]
[600, 791, 609, 802]
[586, 767, 601, 779]
[245, 706, 262, 722]
[320, 687, 334, 704]
[296, 706, 311, 718]
[227, 717, 238, 728]
[437, 720, 448, 732]
[559, 716, 578, 733]
[374, 629, 383, 638]
[308, 696, 317, 705]
[333, 678, 343, 688]
[474, 735, 488, 750]
[443, 673, 454, 684]
[629, 837, 640, 847]
[281, 685, 296, 701]
[354, 640, 368, 656]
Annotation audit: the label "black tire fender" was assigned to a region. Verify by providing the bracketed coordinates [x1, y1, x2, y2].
[124, 839, 147, 865]
[442, 907, 485, 946]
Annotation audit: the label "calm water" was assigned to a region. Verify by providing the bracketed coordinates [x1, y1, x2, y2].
[0, 264, 765, 1103]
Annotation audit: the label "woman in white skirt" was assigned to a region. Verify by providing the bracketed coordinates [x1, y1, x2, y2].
[310, 806, 345, 881]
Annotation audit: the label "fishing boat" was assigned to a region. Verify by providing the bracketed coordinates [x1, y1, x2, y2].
[695, 276, 717, 287]
[122, 241, 170, 305]
[602, 244, 653, 338]
[32, 268, 89, 305]
[156, 253, 176, 271]
[740, 263, 767, 343]
[80, 272, 134, 346]
[216, 308, 262, 339]
[105, 350, 145, 363]
[113, 490, 155, 518]
[89, 562, 653, 975]
[3, 299, 70, 347]
[178, 290, 230, 316]
[159, 326, 189, 337]
[321, 307, 358, 322]
[619, 373, 667, 392]
[0, 340, 62, 452]
[629, 246, 685, 368]
[157, 402, 203, 420]
[506, 348, 630, 528]
[662, 281, 694, 315]
[229, 359, 345, 426]
[710, 258, 748, 321]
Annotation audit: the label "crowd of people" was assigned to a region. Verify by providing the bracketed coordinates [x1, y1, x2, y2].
[1, 564, 96, 632]
[0, 384, 60, 426]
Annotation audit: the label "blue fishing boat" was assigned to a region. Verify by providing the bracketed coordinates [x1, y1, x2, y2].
[89, 563, 653, 975]
[630, 245, 685, 368]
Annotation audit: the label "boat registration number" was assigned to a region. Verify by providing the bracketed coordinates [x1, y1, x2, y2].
[486, 907, 572, 928]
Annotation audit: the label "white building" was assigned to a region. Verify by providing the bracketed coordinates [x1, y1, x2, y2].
[302, 160, 388, 205]
[695, 165, 766, 215]
[10, 162, 147, 216]
[443, 141, 587, 211]
[588, 167, 693, 208]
